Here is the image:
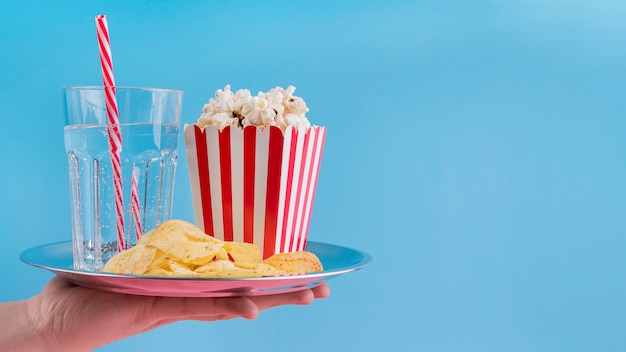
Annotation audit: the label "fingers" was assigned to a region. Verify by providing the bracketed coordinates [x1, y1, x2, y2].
[148, 282, 330, 323]
[249, 288, 315, 312]
[148, 296, 260, 322]
[138, 314, 242, 333]
[312, 282, 330, 299]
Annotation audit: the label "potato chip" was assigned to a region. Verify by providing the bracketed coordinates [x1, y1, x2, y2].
[195, 260, 283, 278]
[136, 229, 155, 245]
[232, 262, 285, 277]
[212, 248, 229, 261]
[154, 219, 222, 244]
[262, 251, 324, 275]
[147, 220, 223, 265]
[150, 252, 173, 270]
[100, 219, 324, 278]
[167, 259, 197, 276]
[145, 267, 175, 277]
[102, 244, 158, 275]
[195, 260, 237, 273]
[223, 241, 261, 263]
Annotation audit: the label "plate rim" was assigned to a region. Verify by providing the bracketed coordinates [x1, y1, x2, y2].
[19, 240, 373, 283]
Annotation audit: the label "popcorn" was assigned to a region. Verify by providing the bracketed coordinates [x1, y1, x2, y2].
[185, 84, 326, 259]
[197, 85, 311, 131]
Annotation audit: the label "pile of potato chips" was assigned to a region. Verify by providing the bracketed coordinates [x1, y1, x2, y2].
[101, 219, 323, 278]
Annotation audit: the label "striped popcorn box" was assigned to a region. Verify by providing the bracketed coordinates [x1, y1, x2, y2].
[184, 124, 326, 259]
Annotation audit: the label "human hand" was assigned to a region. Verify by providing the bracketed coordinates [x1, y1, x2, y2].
[3, 277, 329, 352]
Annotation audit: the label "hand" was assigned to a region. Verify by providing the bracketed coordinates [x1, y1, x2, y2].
[1, 277, 330, 352]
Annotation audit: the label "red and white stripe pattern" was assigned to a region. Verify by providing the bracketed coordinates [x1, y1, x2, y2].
[185, 125, 326, 259]
[130, 166, 143, 241]
[96, 14, 125, 252]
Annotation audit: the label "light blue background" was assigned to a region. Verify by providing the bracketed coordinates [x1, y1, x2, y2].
[1, 1, 625, 351]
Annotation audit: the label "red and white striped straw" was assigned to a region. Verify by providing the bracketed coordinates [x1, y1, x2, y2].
[95, 14, 126, 252]
[130, 166, 143, 240]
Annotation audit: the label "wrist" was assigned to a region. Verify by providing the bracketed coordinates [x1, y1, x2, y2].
[0, 299, 46, 351]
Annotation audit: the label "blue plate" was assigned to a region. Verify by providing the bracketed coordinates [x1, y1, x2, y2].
[20, 241, 372, 297]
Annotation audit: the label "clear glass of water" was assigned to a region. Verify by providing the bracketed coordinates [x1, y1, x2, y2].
[63, 86, 183, 271]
